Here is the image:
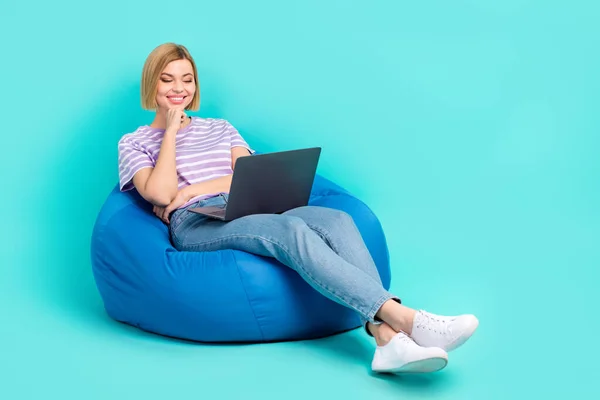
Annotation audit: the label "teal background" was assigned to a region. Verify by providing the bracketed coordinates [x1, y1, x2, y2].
[1, 0, 599, 399]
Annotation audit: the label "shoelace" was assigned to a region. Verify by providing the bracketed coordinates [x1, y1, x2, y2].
[397, 332, 413, 343]
[417, 311, 452, 336]
[386, 331, 415, 347]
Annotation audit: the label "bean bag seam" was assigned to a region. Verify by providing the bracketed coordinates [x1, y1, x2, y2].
[231, 251, 266, 341]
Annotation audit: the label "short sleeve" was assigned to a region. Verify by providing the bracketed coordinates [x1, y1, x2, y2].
[225, 121, 255, 154]
[117, 137, 154, 191]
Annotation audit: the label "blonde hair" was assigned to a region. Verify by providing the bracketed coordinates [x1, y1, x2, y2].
[141, 43, 200, 111]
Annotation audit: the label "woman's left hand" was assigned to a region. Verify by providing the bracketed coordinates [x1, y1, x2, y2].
[153, 205, 168, 223]
[154, 189, 191, 224]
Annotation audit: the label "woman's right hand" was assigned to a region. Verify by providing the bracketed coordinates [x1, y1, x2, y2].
[166, 107, 186, 132]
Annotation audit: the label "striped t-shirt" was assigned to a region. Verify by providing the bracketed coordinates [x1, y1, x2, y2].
[117, 116, 254, 208]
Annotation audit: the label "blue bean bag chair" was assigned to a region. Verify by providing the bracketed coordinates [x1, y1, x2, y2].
[91, 174, 391, 343]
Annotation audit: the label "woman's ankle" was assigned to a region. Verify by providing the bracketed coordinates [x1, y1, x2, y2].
[375, 300, 417, 335]
[368, 322, 397, 346]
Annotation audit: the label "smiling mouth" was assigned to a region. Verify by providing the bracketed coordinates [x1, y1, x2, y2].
[167, 96, 186, 103]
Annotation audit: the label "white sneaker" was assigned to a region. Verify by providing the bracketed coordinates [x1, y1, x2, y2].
[371, 331, 448, 374]
[411, 310, 479, 352]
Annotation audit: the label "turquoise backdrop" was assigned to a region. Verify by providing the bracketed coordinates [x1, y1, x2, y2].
[1, 1, 598, 399]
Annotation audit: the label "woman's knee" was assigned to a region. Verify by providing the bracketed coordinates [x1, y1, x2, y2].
[278, 214, 309, 231]
[317, 207, 356, 228]
[298, 205, 352, 220]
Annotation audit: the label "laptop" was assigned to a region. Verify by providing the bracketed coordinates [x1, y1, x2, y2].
[187, 147, 322, 221]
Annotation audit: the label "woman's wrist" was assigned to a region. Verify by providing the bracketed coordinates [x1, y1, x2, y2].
[164, 127, 178, 138]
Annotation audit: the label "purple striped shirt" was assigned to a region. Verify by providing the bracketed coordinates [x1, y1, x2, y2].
[118, 116, 254, 208]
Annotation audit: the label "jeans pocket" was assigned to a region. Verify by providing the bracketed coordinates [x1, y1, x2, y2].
[197, 194, 228, 208]
[172, 194, 227, 229]
[170, 200, 200, 230]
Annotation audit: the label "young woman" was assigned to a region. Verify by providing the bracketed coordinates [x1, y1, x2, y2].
[117, 43, 479, 375]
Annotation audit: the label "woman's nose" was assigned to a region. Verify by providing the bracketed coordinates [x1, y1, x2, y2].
[173, 81, 184, 92]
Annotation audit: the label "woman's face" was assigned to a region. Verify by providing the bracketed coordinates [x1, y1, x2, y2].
[155, 59, 196, 111]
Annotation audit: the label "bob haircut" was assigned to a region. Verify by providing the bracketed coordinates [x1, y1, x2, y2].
[141, 43, 200, 111]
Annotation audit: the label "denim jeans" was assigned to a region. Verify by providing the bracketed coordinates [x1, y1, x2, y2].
[169, 193, 398, 331]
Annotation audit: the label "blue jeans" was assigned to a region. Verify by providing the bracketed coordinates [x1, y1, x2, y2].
[169, 193, 398, 331]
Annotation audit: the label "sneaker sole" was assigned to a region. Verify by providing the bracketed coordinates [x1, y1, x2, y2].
[376, 357, 448, 374]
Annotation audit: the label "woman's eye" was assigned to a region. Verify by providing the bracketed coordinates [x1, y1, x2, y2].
[161, 79, 192, 83]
